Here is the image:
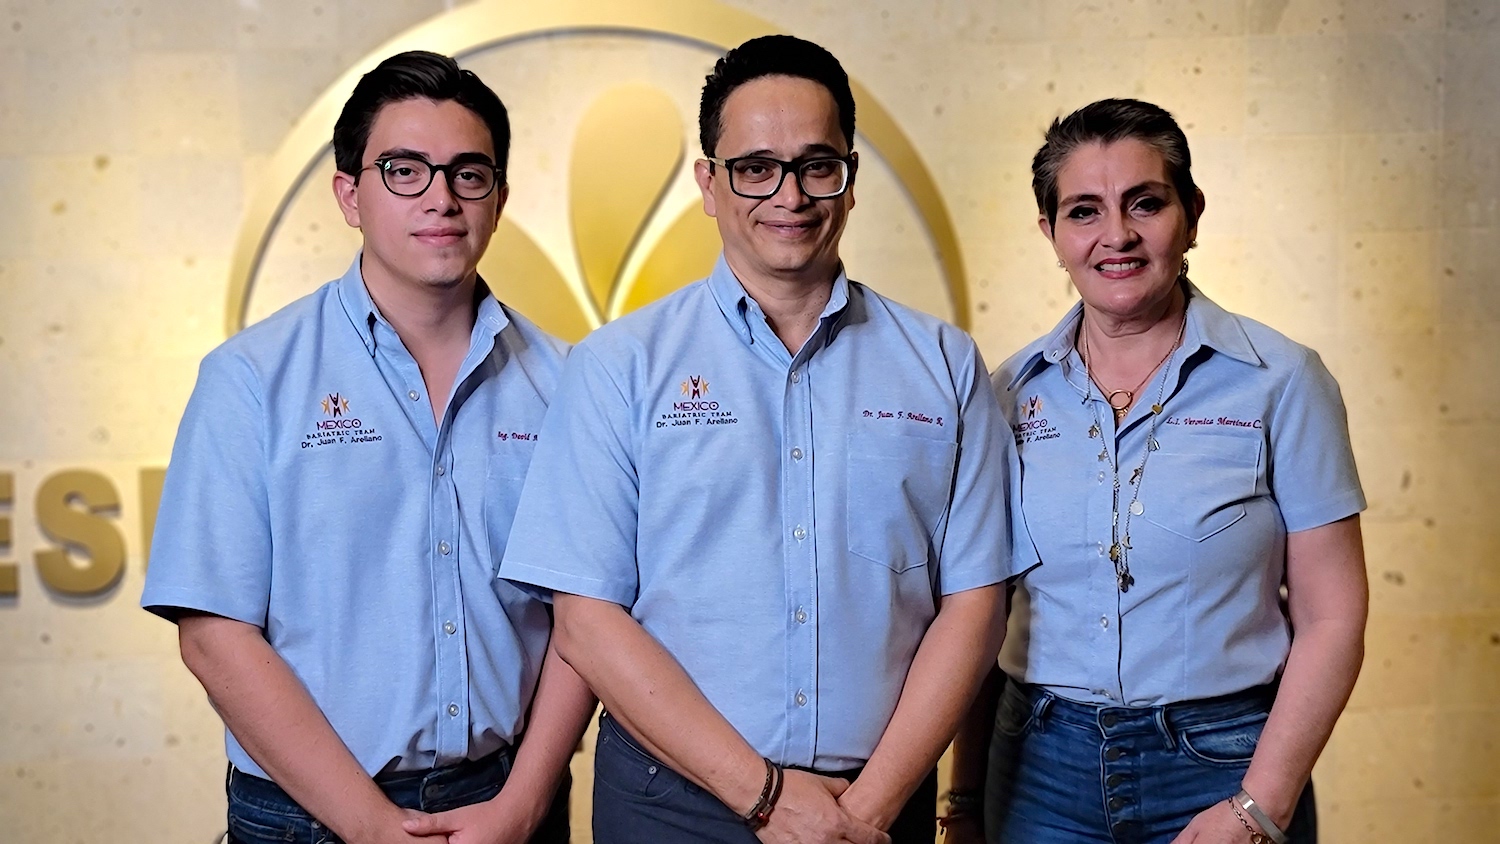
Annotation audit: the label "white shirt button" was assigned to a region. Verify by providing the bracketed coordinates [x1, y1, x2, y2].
[1097, 542, 1106, 556]
[795, 607, 808, 624]
[1097, 471, 1106, 482]
[792, 526, 806, 541]
[438, 541, 451, 555]
[447, 703, 459, 716]
[791, 447, 803, 461]
[435, 465, 445, 477]
[1100, 615, 1109, 630]
[444, 621, 457, 635]
[795, 691, 807, 706]
[408, 390, 420, 401]
[790, 370, 801, 384]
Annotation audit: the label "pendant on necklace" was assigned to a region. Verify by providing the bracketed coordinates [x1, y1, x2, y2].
[1147, 436, 1160, 451]
[1108, 543, 1122, 562]
[1088, 423, 1100, 439]
[1098, 447, 1109, 462]
[1130, 501, 1144, 516]
[1129, 466, 1143, 485]
[1117, 570, 1135, 593]
[1151, 403, 1164, 415]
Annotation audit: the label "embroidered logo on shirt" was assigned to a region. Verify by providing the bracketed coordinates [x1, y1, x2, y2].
[657, 375, 738, 429]
[1011, 395, 1059, 445]
[496, 430, 539, 442]
[680, 375, 710, 399]
[301, 393, 382, 449]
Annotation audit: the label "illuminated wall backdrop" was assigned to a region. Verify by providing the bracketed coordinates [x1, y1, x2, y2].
[1, 0, 1496, 841]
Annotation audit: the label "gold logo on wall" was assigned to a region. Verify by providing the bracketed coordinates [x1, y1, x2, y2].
[226, 0, 968, 341]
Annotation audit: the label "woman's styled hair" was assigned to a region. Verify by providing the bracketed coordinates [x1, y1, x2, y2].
[1031, 98, 1198, 230]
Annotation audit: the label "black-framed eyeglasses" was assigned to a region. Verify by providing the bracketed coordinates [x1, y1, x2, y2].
[706, 155, 855, 199]
[364, 156, 503, 200]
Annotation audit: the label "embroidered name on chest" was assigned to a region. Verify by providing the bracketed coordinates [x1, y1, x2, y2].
[1163, 415, 1263, 428]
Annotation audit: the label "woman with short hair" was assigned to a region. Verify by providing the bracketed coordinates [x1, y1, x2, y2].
[946, 98, 1368, 844]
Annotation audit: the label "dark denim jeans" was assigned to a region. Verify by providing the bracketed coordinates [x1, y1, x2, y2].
[225, 747, 570, 844]
[592, 713, 938, 844]
[984, 680, 1316, 844]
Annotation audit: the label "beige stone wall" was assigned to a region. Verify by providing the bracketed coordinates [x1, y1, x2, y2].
[1, 0, 1495, 840]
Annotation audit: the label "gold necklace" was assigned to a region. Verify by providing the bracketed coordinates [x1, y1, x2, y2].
[1078, 314, 1187, 593]
[1079, 317, 1186, 421]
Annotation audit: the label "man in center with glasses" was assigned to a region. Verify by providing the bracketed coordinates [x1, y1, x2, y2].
[141, 52, 594, 844]
[500, 36, 1026, 843]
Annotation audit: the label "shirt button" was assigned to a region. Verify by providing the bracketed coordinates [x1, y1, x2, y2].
[1097, 543, 1106, 557]
[795, 691, 807, 706]
[795, 607, 808, 624]
[1100, 616, 1109, 630]
[790, 447, 803, 461]
[435, 465, 445, 477]
[444, 621, 457, 635]
[408, 390, 420, 401]
[447, 703, 459, 717]
[1105, 746, 1124, 761]
[792, 526, 807, 541]
[438, 541, 451, 555]
[1097, 471, 1106, 482]
[790, 370, 801, 384]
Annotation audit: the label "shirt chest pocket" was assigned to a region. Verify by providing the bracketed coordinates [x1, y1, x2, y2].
[1140, 430, 1262, 541]
[846, 431, 958, 572]
[484, 446, 537, 572]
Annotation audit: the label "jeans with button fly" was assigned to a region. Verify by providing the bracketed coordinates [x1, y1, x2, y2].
[984, 678, 1316, 843]
[225, 746, 570, 844]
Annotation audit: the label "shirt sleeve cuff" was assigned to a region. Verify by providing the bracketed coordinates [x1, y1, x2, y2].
[1280, 487, 1368, 533]
[498, 560, 636, 608]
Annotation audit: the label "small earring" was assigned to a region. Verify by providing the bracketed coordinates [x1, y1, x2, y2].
[1188, 239, 1197, 250]
[1057, 260, 1065, 268]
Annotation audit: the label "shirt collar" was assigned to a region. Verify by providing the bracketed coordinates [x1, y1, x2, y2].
[1004, 281, 1261, 391]
[706, 253, 852, 348]
[336, 252, 510, 357]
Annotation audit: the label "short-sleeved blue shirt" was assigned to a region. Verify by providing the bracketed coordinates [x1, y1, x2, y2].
[141, 256, 568, 778]
[993, 284, 1365, 706]
[501, 256, 1024, 770]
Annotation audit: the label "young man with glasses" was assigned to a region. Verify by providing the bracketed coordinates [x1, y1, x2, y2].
[141, 51, 593, 844]
[500, 36, 1029, 844]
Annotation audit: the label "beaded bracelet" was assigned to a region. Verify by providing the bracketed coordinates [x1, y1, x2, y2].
[938, 789, 983, 832]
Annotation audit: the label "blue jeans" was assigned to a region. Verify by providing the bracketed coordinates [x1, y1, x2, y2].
[984, 679, 1316, 844]
[592, 713, 938, 844]
[225, 747, 570, 844]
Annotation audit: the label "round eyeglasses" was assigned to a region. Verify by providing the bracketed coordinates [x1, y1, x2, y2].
[707, 155, 855, 199]
[365, 156, 502, 200]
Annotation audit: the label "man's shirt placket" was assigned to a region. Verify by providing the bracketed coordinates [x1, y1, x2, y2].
[373, 323, 487, 766]
[782, 342, 820, 767]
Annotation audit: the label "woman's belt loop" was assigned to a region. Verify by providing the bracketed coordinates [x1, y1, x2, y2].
[1153, 707, 1176, 750]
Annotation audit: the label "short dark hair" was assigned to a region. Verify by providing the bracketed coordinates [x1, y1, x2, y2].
[699, 35, 856, 158]
[332, 50, 511, 179]
[1032, 98, 1198, 230]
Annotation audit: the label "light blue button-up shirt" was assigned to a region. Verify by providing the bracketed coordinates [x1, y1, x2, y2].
[501, 256, 1023, 770]
[993, 284, 1364, 707]
[141, 256, 568, 778]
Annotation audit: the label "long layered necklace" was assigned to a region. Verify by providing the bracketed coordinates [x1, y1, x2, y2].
[1079, 316, 1186, 593]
